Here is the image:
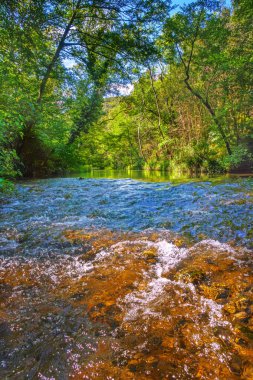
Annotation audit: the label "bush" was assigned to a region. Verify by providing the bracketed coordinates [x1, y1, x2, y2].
[0, 149, 21, 179]
[220, 145, 253, 172]
[0, 178, 15, 193]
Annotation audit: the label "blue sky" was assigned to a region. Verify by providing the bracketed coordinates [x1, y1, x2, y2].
[171, 0, 231, 9]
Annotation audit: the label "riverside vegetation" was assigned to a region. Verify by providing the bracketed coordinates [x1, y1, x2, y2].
[0, 0, 252, 183]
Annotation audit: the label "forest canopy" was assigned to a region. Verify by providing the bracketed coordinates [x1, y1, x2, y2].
[0, 0, 252, 179]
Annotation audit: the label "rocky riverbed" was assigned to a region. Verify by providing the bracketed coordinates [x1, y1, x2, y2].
[0, 177, 253, 379]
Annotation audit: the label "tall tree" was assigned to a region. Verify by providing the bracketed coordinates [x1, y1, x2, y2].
[162, 0, 233, 155]
[0, 0, 170, 175]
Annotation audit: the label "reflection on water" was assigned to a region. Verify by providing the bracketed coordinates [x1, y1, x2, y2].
[0, 176, 253, 379]
[67, 169, 253, 183]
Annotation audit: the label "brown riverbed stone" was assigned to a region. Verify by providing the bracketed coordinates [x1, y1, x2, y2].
[1, 229, 253, 379]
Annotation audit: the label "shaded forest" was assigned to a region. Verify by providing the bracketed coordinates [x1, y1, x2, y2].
[0, 0, 252, 182]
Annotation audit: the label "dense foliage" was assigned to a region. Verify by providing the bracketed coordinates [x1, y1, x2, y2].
[0, 0, 252, 179]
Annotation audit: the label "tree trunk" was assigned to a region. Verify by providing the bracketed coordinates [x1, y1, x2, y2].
[148, 67, 165, 140]
[17, 2, 81, 172]
[37, 4, 80, 104]
[184, 78, 232, 155]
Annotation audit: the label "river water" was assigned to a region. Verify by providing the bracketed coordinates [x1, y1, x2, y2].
[0, 174, 253, 379]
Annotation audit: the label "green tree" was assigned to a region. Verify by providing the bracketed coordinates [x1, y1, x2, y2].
[0, 0, 170, 176]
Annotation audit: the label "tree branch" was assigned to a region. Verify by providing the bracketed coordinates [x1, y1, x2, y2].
[37, 0, 82, 104]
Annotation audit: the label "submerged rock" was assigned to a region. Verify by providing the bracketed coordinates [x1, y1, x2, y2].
[1, 229, 253, 380]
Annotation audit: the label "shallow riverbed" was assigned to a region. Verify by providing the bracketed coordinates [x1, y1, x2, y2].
[0, 175, 253, 379]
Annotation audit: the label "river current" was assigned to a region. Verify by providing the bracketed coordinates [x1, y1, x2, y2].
[0, 176, 253, 379]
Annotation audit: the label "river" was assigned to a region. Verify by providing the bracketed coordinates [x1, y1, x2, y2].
[0, 174, 253, 379]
